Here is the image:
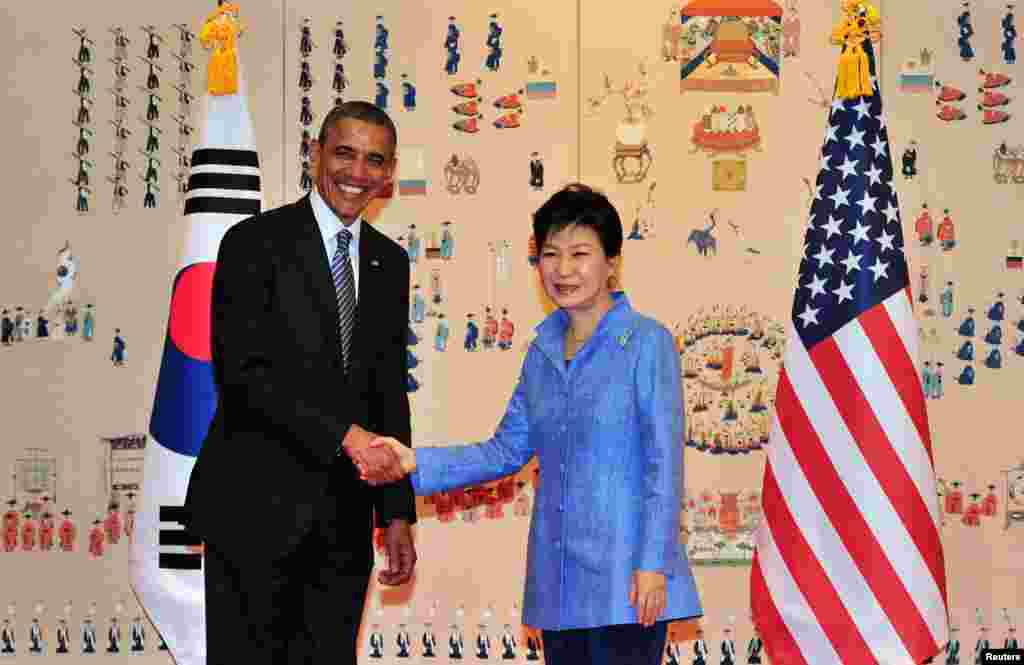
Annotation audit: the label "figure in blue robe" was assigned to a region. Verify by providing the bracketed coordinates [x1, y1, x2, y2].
[985, 347, 1002, 369]
[1003, 9, 1017, 64]
[401, 78, 417, 110]
[411, 286, 426, 323]
[375, 81, 389, 110]
[435, 314, 449, 352]
[445, 19, 460, 52]
[407, 225, 421, 263]
[441, 223, 455, 260]
[82, 305, 95, 340]
[957, 12, 975, 61]
[464, 315, 479, 351]
[1003, 29, 1017, 64]
[941, 282, 954, 318]
[958, 309, 976, 337]
[374, 51, 388, 80]
[956, 340, 974, 361]
[485, 16, 503, 71]
[445, 49, 461, 75]
[374, 20, 389, 52]
[957, 364, 975, 385]
[988, 296, 1005, 321]
[984, 325, 1003, 346]
[921, 362, 934, 397]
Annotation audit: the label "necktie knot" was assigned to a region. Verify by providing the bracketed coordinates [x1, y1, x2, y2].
[337, 228, 353, 252]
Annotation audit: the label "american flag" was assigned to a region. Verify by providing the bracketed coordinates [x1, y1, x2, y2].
[750, 74, 949, 664]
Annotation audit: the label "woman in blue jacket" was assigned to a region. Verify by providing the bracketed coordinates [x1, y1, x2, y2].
[365, 184, 703, 665]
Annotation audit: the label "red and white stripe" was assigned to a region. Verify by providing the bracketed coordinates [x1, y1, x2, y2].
[752, 289, 948, 665]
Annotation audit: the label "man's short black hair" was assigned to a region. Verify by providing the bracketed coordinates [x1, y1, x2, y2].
[317, 100, 397, 154]
[532, 183, 623, 258]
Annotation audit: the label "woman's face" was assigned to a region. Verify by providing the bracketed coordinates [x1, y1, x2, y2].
[538, 224, 616, 312]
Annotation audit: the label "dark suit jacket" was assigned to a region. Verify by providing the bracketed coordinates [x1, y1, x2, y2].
[184, 194, 416, 568]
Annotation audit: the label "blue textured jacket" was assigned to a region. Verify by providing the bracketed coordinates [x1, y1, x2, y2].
[411, 292, 703, 630]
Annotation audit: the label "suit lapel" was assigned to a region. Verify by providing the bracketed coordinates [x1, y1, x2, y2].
[352, 222, 385, 374]
[293, 195, 343, 356]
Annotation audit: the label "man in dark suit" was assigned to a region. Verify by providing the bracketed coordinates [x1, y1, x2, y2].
[184, 100, 417, 665]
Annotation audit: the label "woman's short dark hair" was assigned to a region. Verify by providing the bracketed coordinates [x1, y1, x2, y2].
[532, 183, 623, 258]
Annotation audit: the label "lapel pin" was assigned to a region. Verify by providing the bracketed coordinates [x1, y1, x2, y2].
[370, 259, 381, 267]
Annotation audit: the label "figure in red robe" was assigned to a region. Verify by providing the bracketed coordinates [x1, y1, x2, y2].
[978, 104, 1011, 124]
[2, 500, 18, 533]
[979, 68, 1012, 88]
[493, 112, 521, 129]
[483, 308, 498, 350]
[58, 509, 76, 552]
[961, 493, 982, 526]
[453, 114, 482, 134]
[945, 481, 964, 514]
[979, 88, 1011, 106]
[39, 512, 54, 551]
[915, 203, 934, 245]
[493, 90, 523, 110]
[451, 80, 482, 98]
[3, 521, 17, 553]
[981, 483, 998, 517]
[452, 97, 483, 116]
[104, 507, 122, 544]
[21, 513, 36, 551]
[498, 309, 515, 350]
[934, 80, 967, 101]
[89, 519, 105, 558]
[936, 101, 967, 121]
[938, 209, 956, 250]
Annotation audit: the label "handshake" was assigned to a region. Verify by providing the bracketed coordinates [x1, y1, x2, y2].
[345, 425, 417, 486]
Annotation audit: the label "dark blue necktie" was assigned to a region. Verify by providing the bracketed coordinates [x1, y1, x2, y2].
[331, 228, 357, 371]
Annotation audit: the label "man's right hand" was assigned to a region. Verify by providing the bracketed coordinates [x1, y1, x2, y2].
[342, 424, 404, 485]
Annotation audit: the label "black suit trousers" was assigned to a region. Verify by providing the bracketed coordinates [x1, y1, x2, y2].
[204, 487, 374, 665]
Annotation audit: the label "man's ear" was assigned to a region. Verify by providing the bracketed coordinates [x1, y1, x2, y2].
[385, 155, 399, 183]
[309, 139, 321, 172]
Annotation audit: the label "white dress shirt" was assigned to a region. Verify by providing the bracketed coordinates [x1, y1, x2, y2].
[311, 187, 361, 295]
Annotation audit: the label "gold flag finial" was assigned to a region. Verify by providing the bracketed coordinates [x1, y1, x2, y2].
[830, 1, 882, 99]
[199, 1, 245, 95]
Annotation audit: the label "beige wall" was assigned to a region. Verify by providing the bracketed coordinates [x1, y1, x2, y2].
[0, 0, 1022, 662]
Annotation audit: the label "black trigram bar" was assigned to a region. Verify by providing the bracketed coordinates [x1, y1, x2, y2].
[190, 148, 260, 169]
[158, 505, 202, 571]
[182, 146, 261, 216]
